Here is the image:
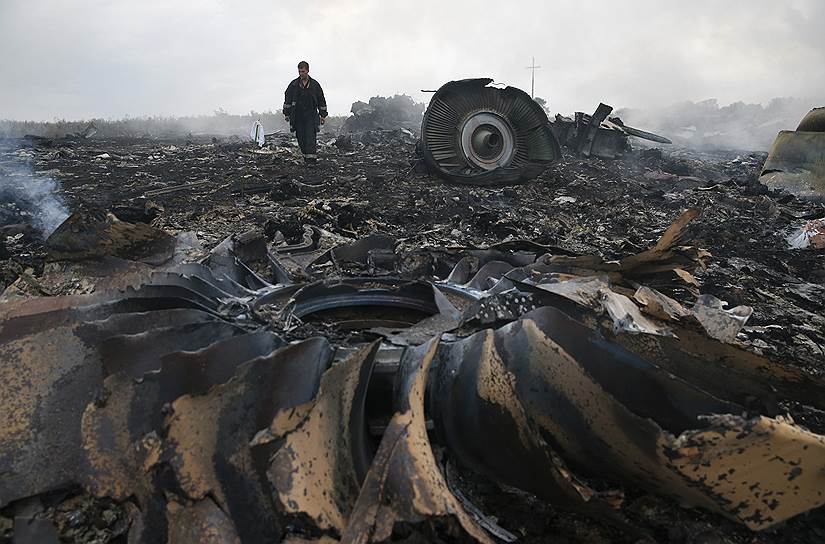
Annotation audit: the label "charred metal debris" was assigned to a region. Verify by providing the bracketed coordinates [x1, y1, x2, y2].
[2, 81, 825, 542]
[761, 107, 825, 199]
[3, 203, 825, 543]
[418, 79, 562, 185]
[415, 80, 671, 184]
[551, 102, 672, 160]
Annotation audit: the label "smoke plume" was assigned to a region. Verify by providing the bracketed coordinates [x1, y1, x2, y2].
[0, 163, 70, 238]
[616, 97, 817, 152]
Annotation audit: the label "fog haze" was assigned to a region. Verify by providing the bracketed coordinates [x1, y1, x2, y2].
[1, 0, 824, 121]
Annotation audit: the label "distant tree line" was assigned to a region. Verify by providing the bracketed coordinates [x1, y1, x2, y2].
[0, 110, 344, 139]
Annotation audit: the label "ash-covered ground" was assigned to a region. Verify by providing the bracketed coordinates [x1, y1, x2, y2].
[3, 131, 824, 371]
[2, 130, 825, 543]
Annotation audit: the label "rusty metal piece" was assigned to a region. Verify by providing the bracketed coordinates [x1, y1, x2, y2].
[0, 270, 263, 509]
[428, 307, 825, 530]
[80, 394, 159, 503]
[420, 78, 561, 185]
[0, 310, 103, 507]
[164, 338, 333, 543]
[5, 224, 825, 542]
[340, 339, 495, 544]
[79, 330, 285, 500]
[0, 306, 214, 507]
[665, 414, 825, 528]
[266, 341, 379, 536]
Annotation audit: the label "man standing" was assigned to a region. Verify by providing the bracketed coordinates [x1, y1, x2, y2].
[283, 61, 328, 164]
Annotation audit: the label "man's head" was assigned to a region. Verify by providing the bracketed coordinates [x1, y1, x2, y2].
[297, 61, 309, 81]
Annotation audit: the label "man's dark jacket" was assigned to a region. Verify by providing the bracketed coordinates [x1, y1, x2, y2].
[283, 77, 328, 131]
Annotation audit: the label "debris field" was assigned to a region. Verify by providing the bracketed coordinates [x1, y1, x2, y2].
[2, 103, 825, 544]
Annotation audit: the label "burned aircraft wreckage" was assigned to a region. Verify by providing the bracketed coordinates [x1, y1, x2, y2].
[3, 210, 825, 543]
[417, 79, 672, 184]
[760, 107, 825, 199]
[2, 79, 825, 543]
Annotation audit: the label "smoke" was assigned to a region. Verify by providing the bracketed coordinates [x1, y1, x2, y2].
[616, 97, 817, 152]
[0, 162, 70, 238]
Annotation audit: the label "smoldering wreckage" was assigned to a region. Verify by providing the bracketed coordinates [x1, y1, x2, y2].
[1, 80, 825, 544]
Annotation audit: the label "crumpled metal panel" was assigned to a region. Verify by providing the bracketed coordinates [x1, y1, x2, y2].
[550, 103, 671, 159]
[428, 306, 825, 530]
[96, 320, 247, 378]
[0, 266, 281, 521]
[164, 338, 333, 543]
[0, 317, 101, 507]
[4, 222, 825, 542]
[265, 341, 379, 535]
[341, 339, 494, 543]
[0, 296, 217, 507]
[760, 130, 825, 198]
[610, 322, 825, 415]
[205, 233, 280, 290]
[79, 330, 285, 500]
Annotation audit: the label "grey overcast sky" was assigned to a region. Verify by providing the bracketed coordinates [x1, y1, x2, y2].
[1, 0, 824, 121]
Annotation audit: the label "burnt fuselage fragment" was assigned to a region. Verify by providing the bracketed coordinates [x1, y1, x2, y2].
[550, 102, 672, 159]
[760, 106, 825, 198]
[419, 78, 562, 185]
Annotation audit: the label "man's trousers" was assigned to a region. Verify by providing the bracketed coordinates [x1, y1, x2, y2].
[295, 115, 317, 160]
